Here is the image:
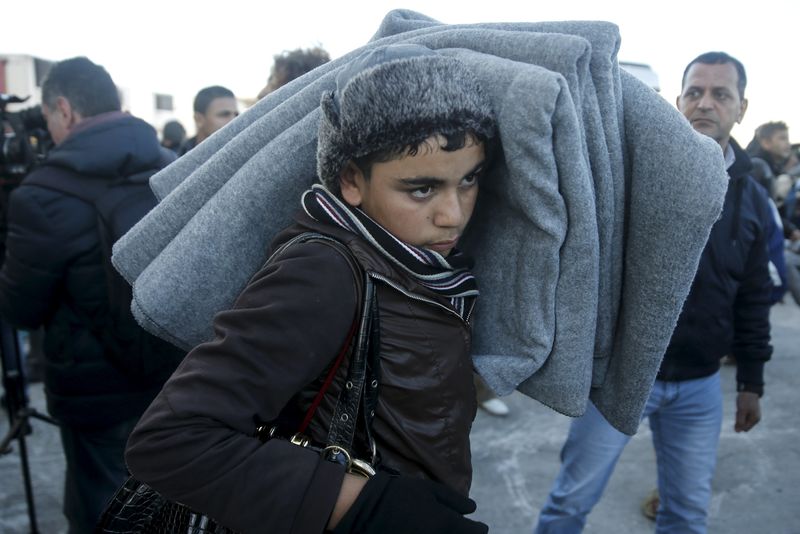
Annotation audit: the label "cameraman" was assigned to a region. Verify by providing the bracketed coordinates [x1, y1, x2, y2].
[0, 57, 178, 534]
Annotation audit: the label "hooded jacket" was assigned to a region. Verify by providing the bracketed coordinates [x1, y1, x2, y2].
[0, 111, 178, 427]
[125, 212, 478, 534]
[657, 139, 773, 391]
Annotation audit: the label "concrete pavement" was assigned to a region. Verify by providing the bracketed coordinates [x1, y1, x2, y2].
[1, 300, 798, 533]
[470, 299, 800, 533]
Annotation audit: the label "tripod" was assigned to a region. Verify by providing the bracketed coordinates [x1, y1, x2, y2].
[0, 319, 58, 534]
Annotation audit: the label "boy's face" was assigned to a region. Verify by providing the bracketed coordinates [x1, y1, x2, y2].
[340, 135, 486, 256]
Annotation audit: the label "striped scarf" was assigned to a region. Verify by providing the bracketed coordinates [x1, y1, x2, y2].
[302, 185, 478, 317]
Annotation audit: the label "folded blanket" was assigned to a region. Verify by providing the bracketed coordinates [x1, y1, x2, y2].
[372, 14, 626, 376]
[112, 10, 728, 434]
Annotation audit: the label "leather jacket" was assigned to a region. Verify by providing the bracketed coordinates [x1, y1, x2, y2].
[125, 212, 478, 534]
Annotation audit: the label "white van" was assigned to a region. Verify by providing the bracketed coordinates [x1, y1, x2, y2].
[620, 62, 660, 92]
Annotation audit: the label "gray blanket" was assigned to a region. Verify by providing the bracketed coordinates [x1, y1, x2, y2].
[112, 10, 728, 434]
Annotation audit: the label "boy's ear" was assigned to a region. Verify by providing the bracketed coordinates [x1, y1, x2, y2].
[339, 161, 365, 208]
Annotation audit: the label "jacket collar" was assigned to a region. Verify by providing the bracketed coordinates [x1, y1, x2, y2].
[282, 211, 469, 310]
[727, 137, 752, 180]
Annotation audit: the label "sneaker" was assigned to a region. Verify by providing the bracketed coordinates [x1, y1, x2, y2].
[479, 397, 510, 416]
[641, 489, 659, 521]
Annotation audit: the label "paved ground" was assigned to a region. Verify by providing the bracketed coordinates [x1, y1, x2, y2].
[1, 300, 798, 533]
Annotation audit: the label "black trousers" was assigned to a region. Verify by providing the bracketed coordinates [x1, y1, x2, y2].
[59, 416, 138, 534]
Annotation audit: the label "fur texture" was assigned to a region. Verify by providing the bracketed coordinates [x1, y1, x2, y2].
[316, 47, 496, 189]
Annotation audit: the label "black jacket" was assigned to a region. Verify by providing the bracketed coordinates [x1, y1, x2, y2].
[0, 112, 179, 428]
[178, 135, 198, 156]
[658, 139, 773, 393]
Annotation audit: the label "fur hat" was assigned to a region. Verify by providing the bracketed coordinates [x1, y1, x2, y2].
[317, 44, 496, 189]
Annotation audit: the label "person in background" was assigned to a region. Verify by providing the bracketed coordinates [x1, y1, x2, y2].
[161, 119, 186, 154]
[180, 85, 238, 155]
[0, 56, 183, 534]
[533, 51, 773, 534]
[747, 122, 800, 236]
[747, 121, 800, 179]
[257, 46, 331, 99]
[746, 122, 800, 304]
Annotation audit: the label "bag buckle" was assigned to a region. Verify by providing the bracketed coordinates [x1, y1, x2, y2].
[322, 445, 375, 478]
[349, 458, 377, 478]
[255, 424, 278, 443]
[289, 433, 311, 447]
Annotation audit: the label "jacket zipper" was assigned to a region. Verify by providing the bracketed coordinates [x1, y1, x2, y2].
[367, 272, 474, 326]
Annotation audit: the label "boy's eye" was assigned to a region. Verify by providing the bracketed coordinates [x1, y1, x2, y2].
[410, 185, 435, 199]
[462, 173, 479, 186]
[461, 169, 483, 187]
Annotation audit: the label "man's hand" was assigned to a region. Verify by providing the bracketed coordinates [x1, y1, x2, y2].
[735, 391, 761, 432]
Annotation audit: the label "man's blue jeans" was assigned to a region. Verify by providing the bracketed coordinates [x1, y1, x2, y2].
[535, 372, 723, 534]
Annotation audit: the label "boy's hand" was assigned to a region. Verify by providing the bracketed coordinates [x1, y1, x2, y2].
[735, 391, 761, 432]
[328, 473, 368, 530]
[331, 472, 488, 533]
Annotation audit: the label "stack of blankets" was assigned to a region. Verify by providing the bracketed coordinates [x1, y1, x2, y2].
[113, 10, 729, 434]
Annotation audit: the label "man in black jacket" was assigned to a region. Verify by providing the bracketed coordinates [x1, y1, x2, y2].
[534, 52, 773, 534]
[0, 57, 181, 534]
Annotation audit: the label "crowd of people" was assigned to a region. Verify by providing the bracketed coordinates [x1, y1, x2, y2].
[0, 34, 795, 534]
[746, 121, 800, 304]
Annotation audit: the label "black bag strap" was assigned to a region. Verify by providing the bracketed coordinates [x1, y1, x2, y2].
[326, 275, 378, 450]
[257, 232, 382, 473]
[361, 279, 382, 464]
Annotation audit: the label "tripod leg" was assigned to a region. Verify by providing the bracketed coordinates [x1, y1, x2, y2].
[0, 413, 41, 533]
[27, 409, 59, 426]
[16, 429, 41, 534]
[0, 415, 26, 453]
[1, 318, 45, 533]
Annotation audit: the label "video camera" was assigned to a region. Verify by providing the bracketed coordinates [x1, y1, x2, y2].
[1, 93, 51, 182]
[0, 94, 52, 263]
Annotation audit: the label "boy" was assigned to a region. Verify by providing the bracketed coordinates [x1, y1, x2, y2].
[125, 44, 496, 533]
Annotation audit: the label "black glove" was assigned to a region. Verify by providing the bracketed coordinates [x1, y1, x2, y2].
[332, 472, 488, 533]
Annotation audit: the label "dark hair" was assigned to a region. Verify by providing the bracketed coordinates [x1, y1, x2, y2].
[162, 120, 186, 144]
[756, 121, 788, 141]
[41, 56, 121, 117]
[353, 130, 495, 180]
[682, 51, 747, 99]
[270, 47, 330, 89]
[193, 85, 235, 114]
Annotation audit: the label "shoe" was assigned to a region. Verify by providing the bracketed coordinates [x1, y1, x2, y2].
[641, 489, 659, 521]
[479, 397, 510, 416]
